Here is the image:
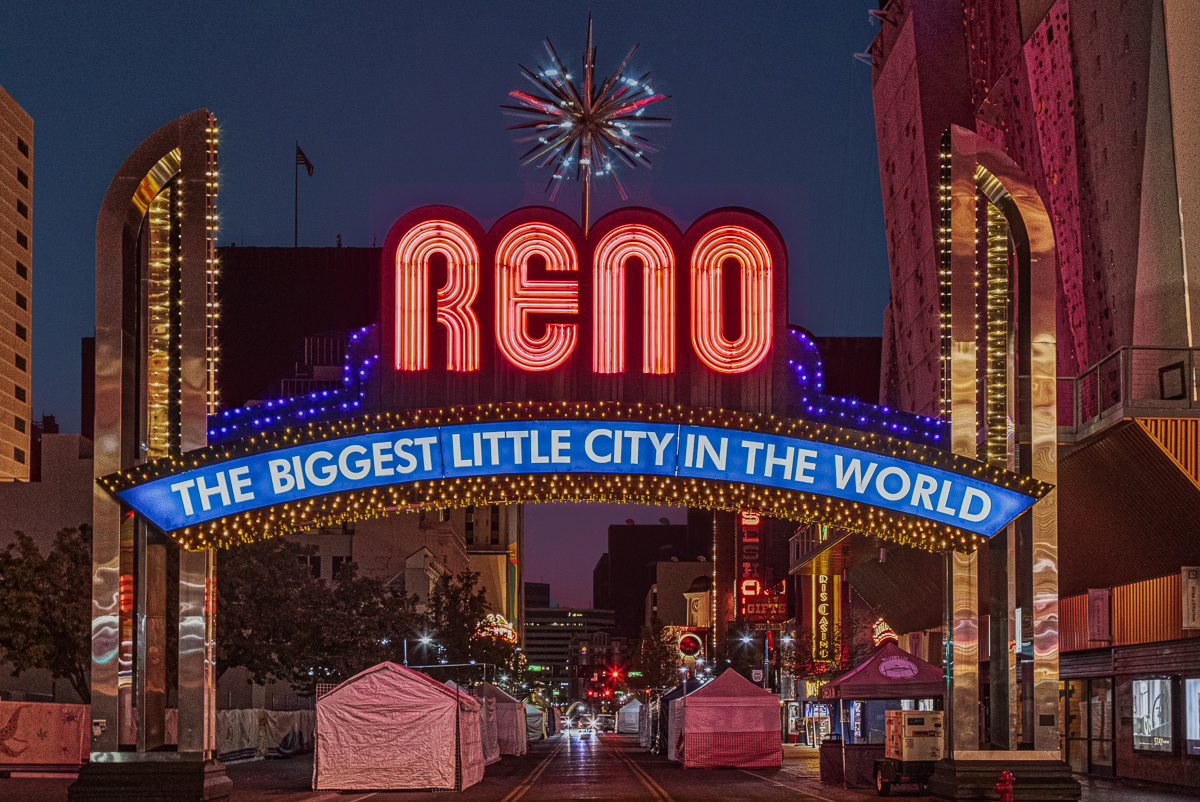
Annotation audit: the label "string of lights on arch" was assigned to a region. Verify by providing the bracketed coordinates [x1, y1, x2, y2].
[105, 400, 1048, 554]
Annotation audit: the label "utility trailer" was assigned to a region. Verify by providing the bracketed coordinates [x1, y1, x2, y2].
[873, 710, 943, 796]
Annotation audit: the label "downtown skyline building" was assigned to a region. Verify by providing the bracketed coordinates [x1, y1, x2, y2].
[0, 84, 32, 480]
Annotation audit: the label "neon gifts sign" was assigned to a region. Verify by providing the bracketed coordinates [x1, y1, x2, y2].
[382, 206, 784, 377]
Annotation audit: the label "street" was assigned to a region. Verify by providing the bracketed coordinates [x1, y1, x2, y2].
[6, 734, 1200, 802]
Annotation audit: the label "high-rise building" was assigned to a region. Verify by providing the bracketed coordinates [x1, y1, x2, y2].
[0, 86, 32, 480]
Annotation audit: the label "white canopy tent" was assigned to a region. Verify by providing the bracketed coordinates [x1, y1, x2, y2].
[314, 663, 484, 791]
[447, 681, 499, 766]
[617, 699, 642, 734]
[476, 682, 527, 756]
[524, 703, 546, 740]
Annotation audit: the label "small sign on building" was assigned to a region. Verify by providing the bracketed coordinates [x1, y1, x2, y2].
[1087, 588, 1111, 642]
[1183, 568, 1200, 629]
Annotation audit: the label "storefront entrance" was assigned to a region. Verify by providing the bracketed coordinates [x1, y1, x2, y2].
[1060, 677, 1115, 776]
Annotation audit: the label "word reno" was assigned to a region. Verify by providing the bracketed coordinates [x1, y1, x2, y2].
[116, 421, 1036, 536]
[385, 207, 780, 376]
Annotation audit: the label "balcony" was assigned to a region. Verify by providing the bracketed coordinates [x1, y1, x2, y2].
[1057, 347, 1200, 444]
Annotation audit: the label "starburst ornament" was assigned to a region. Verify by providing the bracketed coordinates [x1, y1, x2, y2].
[504, 16, 670, 235]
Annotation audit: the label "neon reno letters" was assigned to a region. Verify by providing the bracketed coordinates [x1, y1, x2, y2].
[387, 207, 780, 375]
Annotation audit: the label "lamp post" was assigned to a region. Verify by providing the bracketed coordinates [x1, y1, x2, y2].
[403, 635, 434, 667]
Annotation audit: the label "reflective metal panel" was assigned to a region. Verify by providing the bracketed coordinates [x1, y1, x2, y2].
[947, 548, 980, 754]
[176, 547, 214, 755]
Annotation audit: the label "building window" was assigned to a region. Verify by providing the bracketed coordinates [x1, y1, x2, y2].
[16, 138, 28, 158]
[15, 261, 27, 280]
[438, 508, 449, 522]
[16, 231, 28, 250]
[15, 355, 26, 372]
[15, 324, 26, 341]
[16, 169, 28, 188]
[14, 385, 25, 403]
[491, 504, 500, 545]
[297, 554, 322, 579]
[15, 292, 26, 310]
[331, 556, 347, 578]
[13, 448, 24, 464]
[13, 416, 25, 433]
[465, 507, 474, 545]
[16, 200, 28, 219]
[1132, 676, 1174, 752]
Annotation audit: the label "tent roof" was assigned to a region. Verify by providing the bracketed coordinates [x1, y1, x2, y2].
[618, 699, 643, 712]
[819, 641, 943, 701]
[686, 668, 778, 701]
[321, 662, 478, 711]
[476, 681, 522, 704]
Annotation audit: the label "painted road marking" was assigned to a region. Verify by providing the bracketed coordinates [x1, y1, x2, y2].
[608, 736, 673, 802]
[500, 737, 567, 802]
[738, 768, 841, 802]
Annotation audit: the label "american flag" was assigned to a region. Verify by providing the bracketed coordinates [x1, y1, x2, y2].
[296, 144, 314, 176]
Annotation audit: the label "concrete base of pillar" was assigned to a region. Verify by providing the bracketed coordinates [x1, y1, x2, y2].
[68, 757, 232, 802]
[929, 757, 1080, 801]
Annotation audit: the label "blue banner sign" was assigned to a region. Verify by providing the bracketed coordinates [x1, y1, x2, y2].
[115, 420, 1036, 536]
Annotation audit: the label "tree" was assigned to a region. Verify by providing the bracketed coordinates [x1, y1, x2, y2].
[0, 527, 91, 702]
[630, 618, 679, 691]
[216, 538, 324, 689]
[425, 570, 518, 684]
[787, 607, 879, 685]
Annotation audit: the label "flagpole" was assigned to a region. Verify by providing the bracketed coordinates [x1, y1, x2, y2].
[294, 141, 298, 248]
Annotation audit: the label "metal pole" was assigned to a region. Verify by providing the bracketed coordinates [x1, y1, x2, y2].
[404, 640, 408, 666]
[294, 143, 298, 248]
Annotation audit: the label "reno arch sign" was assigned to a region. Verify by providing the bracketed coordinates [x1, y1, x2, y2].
[380, 205, 785, 405]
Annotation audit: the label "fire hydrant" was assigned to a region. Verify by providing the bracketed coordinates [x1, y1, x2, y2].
[994, 770, 1014, 802]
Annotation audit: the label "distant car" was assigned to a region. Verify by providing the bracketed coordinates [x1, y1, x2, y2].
[593, 714, 616, 733]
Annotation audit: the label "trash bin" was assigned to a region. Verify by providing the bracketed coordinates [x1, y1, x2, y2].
[818, 734, 843, 785]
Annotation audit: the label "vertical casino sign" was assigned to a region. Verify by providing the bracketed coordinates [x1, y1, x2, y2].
[811, 573, 841, 663]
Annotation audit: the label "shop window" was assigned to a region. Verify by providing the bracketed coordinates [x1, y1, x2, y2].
[1133, 676, 1174, 752]
[1185, 678, 1200, 755]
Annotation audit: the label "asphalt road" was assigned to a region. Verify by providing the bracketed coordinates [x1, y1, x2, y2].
[5, 733, 1199, 801]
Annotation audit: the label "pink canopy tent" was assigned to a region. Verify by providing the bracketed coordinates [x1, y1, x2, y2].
[819, 640, 944, 701]
[674, 669, 782, 769]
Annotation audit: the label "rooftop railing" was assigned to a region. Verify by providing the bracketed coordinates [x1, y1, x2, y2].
[1057, 347, 1200, 443]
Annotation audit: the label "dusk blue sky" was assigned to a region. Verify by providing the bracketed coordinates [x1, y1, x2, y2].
[4, 3, 887, 606]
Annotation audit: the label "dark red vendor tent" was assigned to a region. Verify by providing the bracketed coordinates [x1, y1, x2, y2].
[819, 641, 943, 701]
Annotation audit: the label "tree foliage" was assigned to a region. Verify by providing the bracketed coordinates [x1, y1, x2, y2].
[630, 618, 679, 691]
[0, 527, 92, 702]
[425, 570, 519, 684]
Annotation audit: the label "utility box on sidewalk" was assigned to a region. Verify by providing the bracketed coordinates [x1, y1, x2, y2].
[884, 710, 943, 762]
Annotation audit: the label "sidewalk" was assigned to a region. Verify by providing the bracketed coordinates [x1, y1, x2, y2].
[778, 744, 1200, 802]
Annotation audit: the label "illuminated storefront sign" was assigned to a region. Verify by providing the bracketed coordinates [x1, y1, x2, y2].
[812, 573, 841, 663]
[475, 613, 517, 644]
[385, 207, 776, 376]
[114, 416, 1038, 537]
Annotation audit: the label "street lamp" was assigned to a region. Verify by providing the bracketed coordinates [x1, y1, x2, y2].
[403, 635, 435, 666]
